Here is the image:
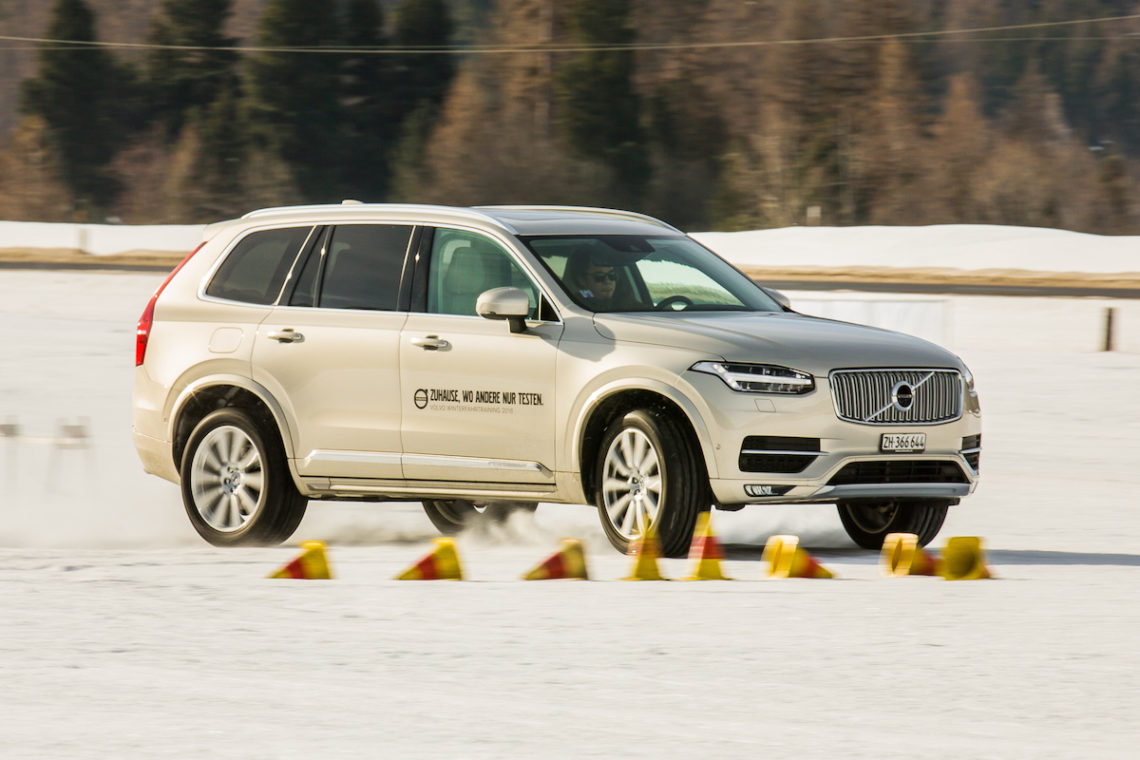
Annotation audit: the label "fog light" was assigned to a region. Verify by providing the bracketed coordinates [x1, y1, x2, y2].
[745, 484, 793, 497]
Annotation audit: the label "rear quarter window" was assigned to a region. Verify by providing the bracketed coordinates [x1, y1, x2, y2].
[205, 227, 311, 305]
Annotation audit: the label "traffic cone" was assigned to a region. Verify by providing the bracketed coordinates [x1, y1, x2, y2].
[268, 540, 333, 579]
[522, 538, 589, 580]
[762, 535, 834, 579]
[622, 523, 667, 581]
[395, 537, 464, 580]
[684, 512, 731, 580]
[882, 532, 940, 577]
[939, 536, 992, 580]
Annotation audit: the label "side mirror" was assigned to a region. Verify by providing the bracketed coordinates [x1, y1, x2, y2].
[760, 286, 792, 311]
[476, 287, 531, 333]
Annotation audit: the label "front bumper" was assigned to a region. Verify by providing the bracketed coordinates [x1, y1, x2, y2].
[685, 371, 982, 506]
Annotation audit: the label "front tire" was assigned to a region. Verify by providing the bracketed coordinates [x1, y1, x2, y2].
[594, 408, 706, 557]
[837, 499, 949, 550]
[421, 500, 538, 535]
[180, 408, 307, 546]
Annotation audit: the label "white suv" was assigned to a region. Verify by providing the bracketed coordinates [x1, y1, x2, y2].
[133, 203, 981, 556]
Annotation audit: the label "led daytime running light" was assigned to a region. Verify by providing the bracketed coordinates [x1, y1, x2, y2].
[692, 361, 815, 394]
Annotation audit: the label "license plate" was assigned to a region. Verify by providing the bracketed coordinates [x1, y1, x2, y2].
[881, 433, 926, 453]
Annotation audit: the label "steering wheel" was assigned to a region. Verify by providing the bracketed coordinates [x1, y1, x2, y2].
[655, 295, 695, 311]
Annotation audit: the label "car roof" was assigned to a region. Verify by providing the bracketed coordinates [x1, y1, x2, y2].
[204, 203, 682, 240]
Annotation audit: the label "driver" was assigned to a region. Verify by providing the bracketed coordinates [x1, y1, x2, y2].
[563, 247, 618, 311]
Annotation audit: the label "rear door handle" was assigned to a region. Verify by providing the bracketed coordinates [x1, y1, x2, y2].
[267, 328, 304, 343]
[411, 335, 451, 351]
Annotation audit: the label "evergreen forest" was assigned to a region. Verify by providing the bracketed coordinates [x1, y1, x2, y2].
[1, 0, 1139, 233]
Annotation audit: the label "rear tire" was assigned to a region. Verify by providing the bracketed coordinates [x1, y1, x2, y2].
[421, 500, 538, 535]
[180, 408, 307, 546]
[837, 499, 950, 550]
[594, 408, 706, 558]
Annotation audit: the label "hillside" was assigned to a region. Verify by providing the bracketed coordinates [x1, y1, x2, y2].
[0, 0, 270, 134]
[2, 1, 1138, 235]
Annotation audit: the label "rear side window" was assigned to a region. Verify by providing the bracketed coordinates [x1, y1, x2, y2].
[317, 224, 411, 310]
[206, 227, 311, 304]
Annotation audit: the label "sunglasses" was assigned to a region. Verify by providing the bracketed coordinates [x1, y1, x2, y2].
[590, 271, 618, 283]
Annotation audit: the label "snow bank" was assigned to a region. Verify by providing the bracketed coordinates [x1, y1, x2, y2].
[2, 219, 1138, 274]
[0, 221, 205, 255]
[692, 224, 1140, 274]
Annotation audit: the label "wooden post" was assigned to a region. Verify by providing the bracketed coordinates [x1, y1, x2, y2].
[1102, 307, 1116, 352]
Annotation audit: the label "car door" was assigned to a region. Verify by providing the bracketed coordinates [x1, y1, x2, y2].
[252, 223, 415, 480]
[399, 227, 562, 485]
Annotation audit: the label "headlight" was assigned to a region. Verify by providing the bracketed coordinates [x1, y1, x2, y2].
[957, 359, 975, 391]
[691, 361, 815, 394]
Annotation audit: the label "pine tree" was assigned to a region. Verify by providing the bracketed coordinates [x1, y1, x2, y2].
[0, 116, 72, 221]
[390, 0, 579, 206]
[928, 73, 991, 222]
[248, 0, 343, 201]
[371, 0, 456, 200]
[340, 0, 395, 200]
[391, 0, 456, 116]
[860, 38, 931, 224]
[557, 0, 649, 207]
[144, 0, 240, 137]
[763, 0, 846, 225]
[20, 0, 121, 216]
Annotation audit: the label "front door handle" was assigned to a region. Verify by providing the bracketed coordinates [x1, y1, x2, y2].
[267, 328, 304, 343]
[411, 335, 451, 351]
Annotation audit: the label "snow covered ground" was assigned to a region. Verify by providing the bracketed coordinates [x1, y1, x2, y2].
[1, 263, 1139, 758]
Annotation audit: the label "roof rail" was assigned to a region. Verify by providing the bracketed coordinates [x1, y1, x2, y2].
[239, 203, 508, 227]
[476, 205, 679, 232]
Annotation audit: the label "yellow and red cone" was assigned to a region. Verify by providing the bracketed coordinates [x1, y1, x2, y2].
[762, 534, 834, 579]
[395, 537, 464, 580]
[522, 538, 589, 580]
[684, 512, 731, 580]
[268, 540, 333, 580]
[623, 523, 666, 581]
[939, 536, 992, 580]
[882, 532, 940, 577]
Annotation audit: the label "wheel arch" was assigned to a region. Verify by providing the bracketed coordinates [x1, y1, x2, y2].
[574, 382, 716, 505]
[170, 377, 295, 472]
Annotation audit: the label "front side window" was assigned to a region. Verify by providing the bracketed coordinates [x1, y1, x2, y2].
[206, 226, 311, 304]
[314, 224, 412, 310]
[524, 235, 782, 313]
[427, 228, 539, 318]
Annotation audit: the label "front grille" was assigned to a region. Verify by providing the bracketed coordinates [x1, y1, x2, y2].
[739, 436, 819, 473]
[830, 369, 963, 424]
[827, 460, 968, 486]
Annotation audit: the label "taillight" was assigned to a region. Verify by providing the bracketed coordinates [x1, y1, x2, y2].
[136, 242, 205, 367]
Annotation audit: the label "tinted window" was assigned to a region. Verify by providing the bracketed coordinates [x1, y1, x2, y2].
[318, 225, 411, 311]
[206, 227, 311, 304]
[427, 228, 539, 318]
[287, 227, 327, 308]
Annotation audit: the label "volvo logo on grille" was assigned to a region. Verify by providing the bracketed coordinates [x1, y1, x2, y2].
[891, 381, 915, 412]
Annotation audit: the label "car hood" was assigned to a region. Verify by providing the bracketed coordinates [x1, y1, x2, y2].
[593, 310, 962, 375]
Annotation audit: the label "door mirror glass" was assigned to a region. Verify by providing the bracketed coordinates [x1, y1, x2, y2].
[476, 287, 530, 333]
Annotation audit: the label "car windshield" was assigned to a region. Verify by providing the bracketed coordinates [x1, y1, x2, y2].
[523, 234, 782, 313]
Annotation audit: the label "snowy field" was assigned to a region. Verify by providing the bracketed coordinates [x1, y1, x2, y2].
[2, 267, 1139, 758]
[694, 224, 1140, 275]
[2, 217, 1139, 277]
